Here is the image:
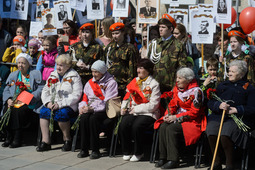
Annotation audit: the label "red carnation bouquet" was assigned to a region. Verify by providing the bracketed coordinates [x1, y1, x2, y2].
[0, 81, 28, 131]
[206, 88, 250, 132]
[47, 78, 59, 132]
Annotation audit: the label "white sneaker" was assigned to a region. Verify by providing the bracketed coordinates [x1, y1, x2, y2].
[123, 155, 131, 161]
[130, 154, 144, 162]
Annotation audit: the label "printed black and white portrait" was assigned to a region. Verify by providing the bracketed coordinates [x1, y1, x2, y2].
[92, 0, 100, 10]
[198, 20, 209, 34]
[174, 15, 184, 24]
[3, 0, 11, 12]
[15, 0, 24, 11]
[44, 13, 54, 29]
[116, 0, 126, 9]
[217, 0, 227, 14]
[58, 4, 68, 21]
[140, 0, 156, 17]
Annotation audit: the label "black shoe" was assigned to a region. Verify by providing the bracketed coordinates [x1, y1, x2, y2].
[77, 150, 89, 158]
[155, 159, 167, 168]
[36, 142, 51, 152]
[90, 151, 100, 159]
[161, 161, 179, 169]
[9, 141, 21, 148]
[207, 164, 222, 170]
[61, 140, 72, 152]
[2, 140, 12, 147]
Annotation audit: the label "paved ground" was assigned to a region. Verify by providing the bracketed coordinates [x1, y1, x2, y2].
[0, 142, 210, 170]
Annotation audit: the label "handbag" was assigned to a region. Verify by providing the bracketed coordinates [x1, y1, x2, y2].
[106, 96, 122, 118]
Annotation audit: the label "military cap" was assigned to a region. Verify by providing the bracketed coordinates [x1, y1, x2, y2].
[109, 22, 125, 31]
[162, 14, 176, 28]
[80, 23, 94, 30]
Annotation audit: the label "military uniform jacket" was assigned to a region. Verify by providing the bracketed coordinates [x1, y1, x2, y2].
[104, 41, 137, 90]
[148, 36, 187, 92]
[70, 40, 103, 84]
[218, 52, 255, 85]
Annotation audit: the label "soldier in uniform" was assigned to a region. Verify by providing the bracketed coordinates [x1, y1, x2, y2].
[70, 23, 103, 85]
[104, 22, 137, 98]
[148, 14, 187, 93]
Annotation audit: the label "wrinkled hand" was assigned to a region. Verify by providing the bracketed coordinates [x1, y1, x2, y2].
[163, 115, 177, 123]
[121, 109, 127, 115]
[47, 102, 53, 109]
[228, 107, 237, 114]
[219, 102, 230, 111]
[80, 106, 94, 114]
[129, 107, 135, 114]
[52, 103, 59, 111]
[7, 99, 14, 107]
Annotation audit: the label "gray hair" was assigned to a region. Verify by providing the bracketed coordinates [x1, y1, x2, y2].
[55, 54, 72, 66]
[228, 60, 247, 78]
[176, 67, 195, 82]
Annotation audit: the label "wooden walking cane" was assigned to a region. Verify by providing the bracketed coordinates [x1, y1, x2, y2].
[210, 110, 226, 170]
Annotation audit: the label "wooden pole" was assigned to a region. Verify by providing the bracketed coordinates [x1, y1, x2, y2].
[210, 110, 226, 170]
[201, 44, 204, 68]
[72, 9, 76, 20]
[98, 20, 101, 36]
[95, 19, 98, 38]
[221, 24, 224, 58]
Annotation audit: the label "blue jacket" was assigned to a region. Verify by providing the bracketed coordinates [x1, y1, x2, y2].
[208, 80, 255, 128]
[2, 69, 44, 114]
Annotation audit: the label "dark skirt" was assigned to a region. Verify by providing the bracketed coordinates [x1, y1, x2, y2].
[3, 104, 33, 130]
[40, 106, 76, 122]
[206, 114, 249, 149]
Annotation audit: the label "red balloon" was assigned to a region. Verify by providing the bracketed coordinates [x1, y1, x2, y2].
[219, 7, 237, 29]
[239, 7, 255, 34]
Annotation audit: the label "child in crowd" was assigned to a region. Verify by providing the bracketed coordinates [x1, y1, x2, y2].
[37, 30, 45, 51]
[15, 25, 28, 48]
[200, 57, 219, 94]
[36, 36, 58, 81]
[28, 38, 41, 65]
[2, 35, 26, 72]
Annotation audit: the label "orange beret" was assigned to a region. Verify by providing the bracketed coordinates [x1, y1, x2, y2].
[109, 22, 125, 31]
[80, 23, 94, 30]
[162, 14, 176, 28]
[228, 30, 247, 40]
[13, 35, 26, 46]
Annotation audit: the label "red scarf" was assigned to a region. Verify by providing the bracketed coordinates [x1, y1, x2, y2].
[88, 79, 105, 101]
[123, 78, 149, 104]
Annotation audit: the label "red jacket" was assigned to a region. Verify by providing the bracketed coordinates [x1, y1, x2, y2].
[154, 79, 207, 146]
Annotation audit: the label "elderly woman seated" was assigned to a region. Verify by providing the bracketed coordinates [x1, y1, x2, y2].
[154, 67, 206, 169]
[2, 53, 43, 148]
[77, 60, 118, 159]
[207, 60, 255, 170]
[36, 54, 83, 152]
[118, 59, 161, 162]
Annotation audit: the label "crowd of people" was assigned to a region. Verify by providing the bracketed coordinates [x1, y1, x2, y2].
[0, 12, 255, 170]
